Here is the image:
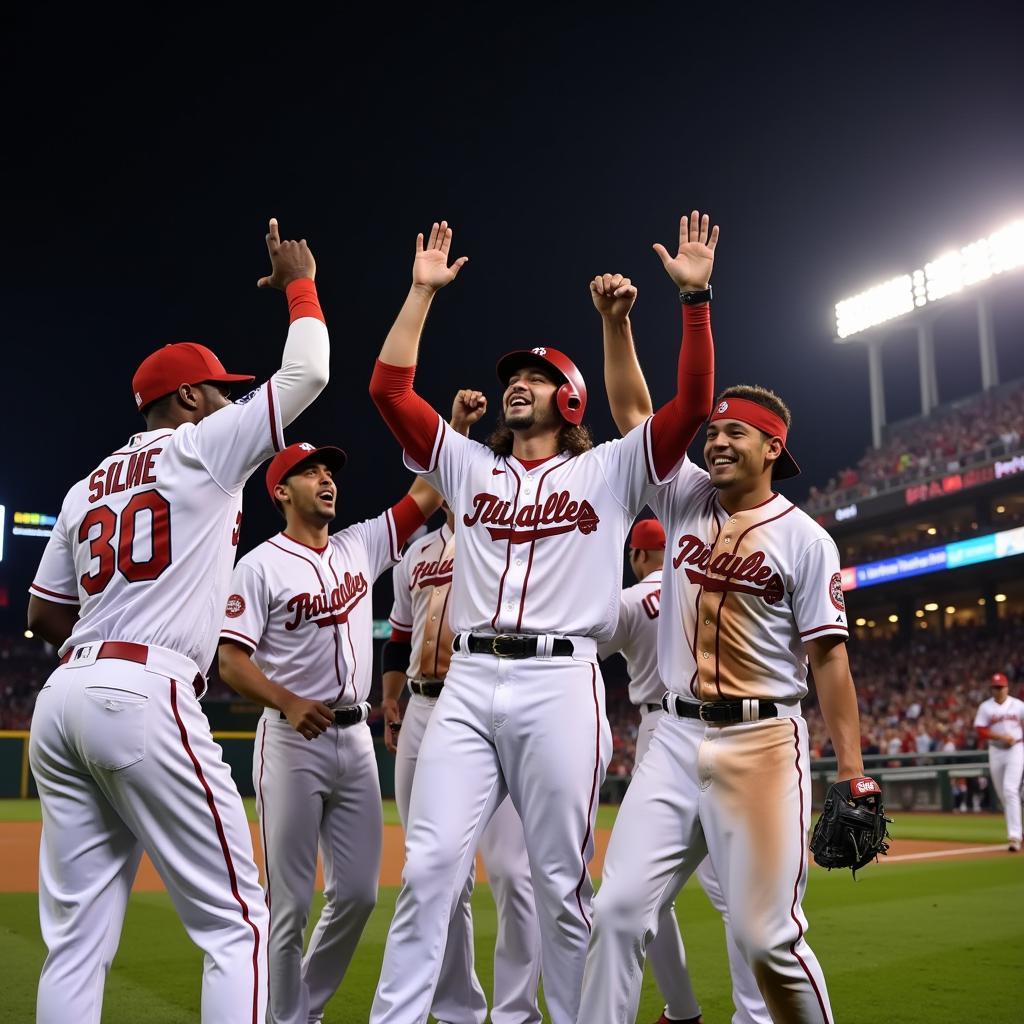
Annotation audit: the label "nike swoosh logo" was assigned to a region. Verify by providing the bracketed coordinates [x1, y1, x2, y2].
[492, 468, 506, 475]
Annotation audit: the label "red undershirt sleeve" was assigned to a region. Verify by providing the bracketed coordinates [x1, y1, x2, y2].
[389, 628, 413, 644]
[369, 360, 443, 469]
[285, 278, 325, 323]
[648, 303, 715, 480]
[390, 494, 428, 550]
[976, 726, 992, 741]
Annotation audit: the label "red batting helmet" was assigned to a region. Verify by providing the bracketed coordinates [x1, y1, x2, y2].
[495, 346, 587, 425]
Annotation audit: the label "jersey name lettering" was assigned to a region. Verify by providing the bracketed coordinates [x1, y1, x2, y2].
[410, 556, 455, 590]
[672, 533, 784, 605]
[462, 489, 600, 542]
[88, 449, 162, 503]
[285, 571, 368, 630]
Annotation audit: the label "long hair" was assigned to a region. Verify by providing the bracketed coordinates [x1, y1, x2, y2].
[486, 415, 594, 457]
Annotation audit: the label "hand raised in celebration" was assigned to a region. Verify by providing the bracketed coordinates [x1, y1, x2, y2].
[413, 221, 469, 293]
[590, 273, 637, 322]
[653, 210, 719, 292]
[451, 389, 488, 434]
[257, 218, 316, 290]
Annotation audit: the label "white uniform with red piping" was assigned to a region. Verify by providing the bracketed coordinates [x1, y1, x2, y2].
[974, 695, 1024, 844]
[27, 285, 327, 1024]
[389, 524, 542, 1024]
[581, 456, 849, 1024]
[599, 568, 772, 1024]
[221, 515, 401, 1024]
[370, 417, 679, 1024]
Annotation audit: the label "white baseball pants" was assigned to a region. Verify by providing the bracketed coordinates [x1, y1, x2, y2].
[989, 742, 1024, 844]
[29, 651, 268, 1024]
[371, 644, 609, 1024]
[580, 710, 833, 1024]
[395, 692, 542, 1024]
[254, 710, 382, 1024]
[635, 707, 770, 1024]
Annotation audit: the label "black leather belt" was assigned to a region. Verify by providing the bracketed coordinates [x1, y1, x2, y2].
[662, 693, 779, 724]
[279, 704, 367, 727]
[644, 702, 662, 713]
[454, 634, 575, 658]
[409, 680, 444, 698]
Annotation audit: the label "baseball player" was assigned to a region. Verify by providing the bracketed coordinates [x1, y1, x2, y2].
[365, 211, 718, 1024]
[598, 518, 770, 1024]
[974, 672, 1024, 852]
[215, 440, 442, 1024]
[580, 306, 877, 1022]
[26, 219, 329, 1024]
[382, 397, 543, 1024]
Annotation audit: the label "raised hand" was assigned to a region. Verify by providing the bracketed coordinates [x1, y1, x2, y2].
[413, 220, 469, 293]
[257, 218, 316, 289]
[590, 273, 637, 322]
[653, 210, 719, 292]
[451, 388, 487, 434]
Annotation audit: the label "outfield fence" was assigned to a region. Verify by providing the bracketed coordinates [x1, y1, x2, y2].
[1, 730, 994, 811]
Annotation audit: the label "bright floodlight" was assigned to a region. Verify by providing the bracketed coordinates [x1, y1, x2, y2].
[835, 217, 1024, 338]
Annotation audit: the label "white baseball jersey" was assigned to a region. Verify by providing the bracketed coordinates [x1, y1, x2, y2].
[652, 459, 849, 703]
[974, 696, 1024, 744]
[220, 514, 401, 704]
[30, 382, 287, 673]
[405, 417, 678, 639]
[598, 569, 666, 707]
[388, 522, 456, 681]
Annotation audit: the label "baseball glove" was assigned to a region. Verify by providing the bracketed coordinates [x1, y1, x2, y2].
[810, 776, 891, 876]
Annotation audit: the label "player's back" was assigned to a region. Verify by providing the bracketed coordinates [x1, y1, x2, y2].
[33, 419, 264, 673]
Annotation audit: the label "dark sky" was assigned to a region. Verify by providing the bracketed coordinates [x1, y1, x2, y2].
[3, 5, 1023, 609]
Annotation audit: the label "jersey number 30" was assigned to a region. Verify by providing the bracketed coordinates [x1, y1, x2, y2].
[78, 491, 172, 595]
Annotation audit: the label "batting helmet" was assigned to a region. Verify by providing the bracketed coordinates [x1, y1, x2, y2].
[495, 346, 588, 425]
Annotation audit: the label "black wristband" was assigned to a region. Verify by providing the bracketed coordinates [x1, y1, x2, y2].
[679, 285, 712, 305]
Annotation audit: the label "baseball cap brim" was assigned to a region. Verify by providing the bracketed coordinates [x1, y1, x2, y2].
[266, 444, 348, 505]
[774, 445, 801, 480]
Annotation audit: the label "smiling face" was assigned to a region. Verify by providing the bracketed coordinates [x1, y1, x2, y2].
[703, 418, 782, 490]
[276, 460, 338, 525]
[502, 364, 562, 432]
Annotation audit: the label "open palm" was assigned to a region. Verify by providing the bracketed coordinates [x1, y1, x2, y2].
[413, 220, 468, 292]
[653, 210, 719, 291]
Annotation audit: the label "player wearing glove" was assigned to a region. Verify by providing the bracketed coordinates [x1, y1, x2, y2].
[810, 777, 891, 875]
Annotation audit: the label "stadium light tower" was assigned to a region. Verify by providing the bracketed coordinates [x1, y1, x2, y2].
[833, 218, 1024, 448]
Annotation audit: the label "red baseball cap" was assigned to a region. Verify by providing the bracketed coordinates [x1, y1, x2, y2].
[629, 518, 666, 551]
[265, 442, 348, 505]
[991, 673, 1010, 687]
[132, 343, 255, 411]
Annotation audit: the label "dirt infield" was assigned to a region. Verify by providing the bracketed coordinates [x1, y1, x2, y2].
[0, 821, 1010, 893]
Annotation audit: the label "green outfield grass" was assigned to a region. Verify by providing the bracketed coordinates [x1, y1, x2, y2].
[3, 856, 1022, 1022]
[3, 803, 1022, 1021]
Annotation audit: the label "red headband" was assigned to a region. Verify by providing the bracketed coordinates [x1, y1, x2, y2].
[710, 397, 788, 441]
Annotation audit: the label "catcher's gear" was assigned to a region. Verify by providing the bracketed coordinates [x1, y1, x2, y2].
[810, 776, 891, 875]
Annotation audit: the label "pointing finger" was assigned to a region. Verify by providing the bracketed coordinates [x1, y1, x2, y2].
[266, 217, 281, 251]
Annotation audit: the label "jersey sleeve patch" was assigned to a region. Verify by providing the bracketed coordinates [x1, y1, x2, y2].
[225, 594, 246, 618]
[829, 572, 845, 611]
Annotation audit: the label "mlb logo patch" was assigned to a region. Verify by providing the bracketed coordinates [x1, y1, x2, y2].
[531, 347, 547, 356]
[717, 400, 729, 413]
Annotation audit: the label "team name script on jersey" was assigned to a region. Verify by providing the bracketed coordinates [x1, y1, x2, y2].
[410, 556, 455, 590]
[285, 571, 368, 631]
[87, 449, 161, 503]
[462, 490, 600, 543]
[672, 534, 785, 605]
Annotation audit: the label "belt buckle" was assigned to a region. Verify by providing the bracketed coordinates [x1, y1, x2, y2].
[698, 702, 714, 723]
[491, 634, 517, 658]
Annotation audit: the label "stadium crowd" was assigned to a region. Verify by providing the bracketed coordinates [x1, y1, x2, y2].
[804, 378, 1024, 513]
[3, 620, 1020, 778]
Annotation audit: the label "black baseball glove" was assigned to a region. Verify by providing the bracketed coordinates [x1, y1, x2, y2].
[810, 776, 891, 876]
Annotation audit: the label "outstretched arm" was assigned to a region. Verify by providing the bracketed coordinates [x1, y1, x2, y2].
[591, 273, 653, 434]
[647, 210, 719, 476]
[369, 222, 469, 466]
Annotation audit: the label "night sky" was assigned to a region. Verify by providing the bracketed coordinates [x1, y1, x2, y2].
[3, 5, 1023, 612]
